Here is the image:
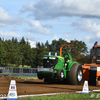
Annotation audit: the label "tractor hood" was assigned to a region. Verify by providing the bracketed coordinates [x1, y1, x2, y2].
[43, 55, 64, 69]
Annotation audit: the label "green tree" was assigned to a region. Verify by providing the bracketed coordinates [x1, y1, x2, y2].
[20, 37, 26, 45]
[51, 38, 68, 55]
[71, 40, 87, 54]
[12, 37, 18, 44]
[14, 44, 23, 67]
[35, 42, 48, 66]
[22, 45, 35, 66]
[30, 48, 37, 68]
[76, 54, 90, 65]
[45, 40, 50, 49]
[3, 40, 18, 65]
[19, 37, 34, 67]
[0, 40, 6, 66]
[0, 37, 90, 67]
[70, 40, 88, 56]
[35, 48, 48, 66]
[36, 42, 40, 48]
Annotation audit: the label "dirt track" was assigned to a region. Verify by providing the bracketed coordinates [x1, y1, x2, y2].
[0, 76, 100, 97]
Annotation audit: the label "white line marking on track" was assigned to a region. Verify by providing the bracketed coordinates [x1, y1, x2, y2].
[18, 92, 72, 98]
[76, 90, 100, 93]
[1, 90, 100, 99]
[0, 92, 74, 99]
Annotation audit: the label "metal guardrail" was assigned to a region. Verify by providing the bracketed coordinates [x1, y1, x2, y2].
[0, 67, 37, 73]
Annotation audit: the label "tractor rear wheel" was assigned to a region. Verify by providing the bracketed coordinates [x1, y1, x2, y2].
[67, 63, 83, 85]
[57, 69, 64, 81]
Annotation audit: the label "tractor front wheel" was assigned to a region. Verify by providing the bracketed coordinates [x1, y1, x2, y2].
[37, 73, 44, 80]
[57, 69, 64, 81]
[67, 63, 83, 85]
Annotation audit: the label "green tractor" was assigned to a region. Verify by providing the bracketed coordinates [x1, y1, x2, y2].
[37, 44, 83, 85]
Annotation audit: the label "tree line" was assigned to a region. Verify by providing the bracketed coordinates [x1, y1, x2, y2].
[0, 37, 90, 67]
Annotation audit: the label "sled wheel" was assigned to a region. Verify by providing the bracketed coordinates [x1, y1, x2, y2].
[67, 63, 83, 85]
[57, 69, 64, 81]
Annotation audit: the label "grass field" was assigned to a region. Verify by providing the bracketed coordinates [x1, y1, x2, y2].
[10, 76, 38, 79]
[19, 93, 100, 100]
[5, 63, 31, 68]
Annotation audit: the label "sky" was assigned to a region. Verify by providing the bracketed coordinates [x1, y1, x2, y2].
[0, 0, 100, 50]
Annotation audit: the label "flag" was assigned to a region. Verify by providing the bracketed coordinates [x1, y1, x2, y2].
[94, 41, 98, 46]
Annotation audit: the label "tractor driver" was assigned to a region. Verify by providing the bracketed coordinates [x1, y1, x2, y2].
[64, 55, 70, 69]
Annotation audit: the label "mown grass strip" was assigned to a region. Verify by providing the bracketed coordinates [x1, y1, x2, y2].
[19, 93, 100, 100]
[10, 76, 38, 79]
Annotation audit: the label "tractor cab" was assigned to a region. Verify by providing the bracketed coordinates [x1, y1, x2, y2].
[91, 46, 100, 64]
